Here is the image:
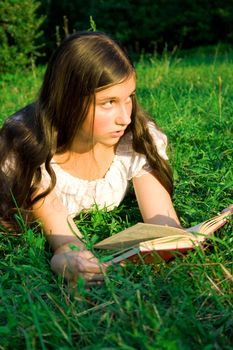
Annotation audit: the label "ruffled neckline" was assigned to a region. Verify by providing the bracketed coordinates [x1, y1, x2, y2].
[51, 155, 119, 184]
[51, 132, 132, 184]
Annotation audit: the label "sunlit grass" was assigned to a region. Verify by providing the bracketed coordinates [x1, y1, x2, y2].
[0, 52, 232, 349]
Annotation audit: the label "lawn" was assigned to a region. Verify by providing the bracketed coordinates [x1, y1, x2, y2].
[0, 50, 232, 349]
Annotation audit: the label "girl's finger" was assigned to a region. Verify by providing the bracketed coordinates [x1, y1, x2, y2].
[82, 272, 105, 282]
[75, 256, 107, 274]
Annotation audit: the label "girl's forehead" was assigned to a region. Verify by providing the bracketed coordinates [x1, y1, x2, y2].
[96, 75, 136, 98]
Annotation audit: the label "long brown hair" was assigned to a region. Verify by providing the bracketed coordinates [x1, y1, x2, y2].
[0, 31, 173, 230]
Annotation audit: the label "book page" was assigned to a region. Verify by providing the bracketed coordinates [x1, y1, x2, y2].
[139, 235, 199, 251]
[94, 223, 193, 250]
[187, 208, 232, 236]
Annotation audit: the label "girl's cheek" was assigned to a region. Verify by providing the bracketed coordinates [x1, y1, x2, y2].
[93, 118, 108, 134]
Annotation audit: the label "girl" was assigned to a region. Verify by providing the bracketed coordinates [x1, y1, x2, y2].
[0, 31, 180, 285]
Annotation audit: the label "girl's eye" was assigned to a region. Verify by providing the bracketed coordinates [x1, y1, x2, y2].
[100, 94, 135, 108]
[102, 100, 114, 108]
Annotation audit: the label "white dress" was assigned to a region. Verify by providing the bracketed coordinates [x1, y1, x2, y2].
[41, 123, 168, 216]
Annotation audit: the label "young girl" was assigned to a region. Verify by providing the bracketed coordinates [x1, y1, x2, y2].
[0, 31, 180, 285]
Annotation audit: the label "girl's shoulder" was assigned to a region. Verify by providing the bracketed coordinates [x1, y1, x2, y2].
[5, 103, 36, 125]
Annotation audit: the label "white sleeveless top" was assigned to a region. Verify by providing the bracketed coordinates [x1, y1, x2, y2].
[41, 123, 168, 216]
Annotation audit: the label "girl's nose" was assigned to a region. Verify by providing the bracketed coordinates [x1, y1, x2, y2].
[116, 104, 131, 126]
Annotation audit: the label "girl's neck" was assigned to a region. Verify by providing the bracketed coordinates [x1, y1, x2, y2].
[54, 144, 116, 181]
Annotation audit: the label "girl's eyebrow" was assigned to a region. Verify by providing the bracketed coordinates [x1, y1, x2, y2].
[97, 89, 136, 101]
[130, 89, 136, 95]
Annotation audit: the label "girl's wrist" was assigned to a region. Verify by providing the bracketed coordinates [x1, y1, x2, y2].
[54, 240, 86, 255]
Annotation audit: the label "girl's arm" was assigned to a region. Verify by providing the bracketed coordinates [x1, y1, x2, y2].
[32, 189, 106, 283]
[32, 188, 84, 250]
[132, 171, 180, 227]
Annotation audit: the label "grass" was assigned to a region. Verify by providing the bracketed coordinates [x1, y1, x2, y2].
[0, 51, 232, 349]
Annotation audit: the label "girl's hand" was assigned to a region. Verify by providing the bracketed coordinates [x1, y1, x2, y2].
[50, 248, 107, 286]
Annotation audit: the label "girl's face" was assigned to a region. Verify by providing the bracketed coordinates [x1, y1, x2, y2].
[78, 74, 136, 148]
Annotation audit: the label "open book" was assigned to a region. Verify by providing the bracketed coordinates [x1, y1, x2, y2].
[94, 206, 233, 263]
